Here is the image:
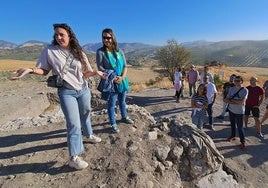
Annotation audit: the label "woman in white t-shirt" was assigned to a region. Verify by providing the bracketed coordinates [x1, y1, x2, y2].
[10, 23, 106, 170]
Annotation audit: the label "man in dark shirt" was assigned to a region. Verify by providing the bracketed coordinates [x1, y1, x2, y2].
[216, 74, 236, 119]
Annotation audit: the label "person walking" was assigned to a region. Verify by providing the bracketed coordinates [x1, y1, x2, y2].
[203, 74, 217, 130]
[187, 64, 199, 97]
[174, 67, 183, 103]
[10, 23, 106, 170]
[224, 75, 248, 150]
[244, 77, 264, 138]
[216, 74, 236, 119]
[96, 28, 134, 133]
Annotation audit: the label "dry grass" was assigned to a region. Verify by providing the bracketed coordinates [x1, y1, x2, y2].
[203, 65, 268, 86]
[2, 59, 267, 91]
[0, 59, 36, 71]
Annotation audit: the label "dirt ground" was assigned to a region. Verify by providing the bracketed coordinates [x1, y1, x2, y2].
[1, 77, 268, 187]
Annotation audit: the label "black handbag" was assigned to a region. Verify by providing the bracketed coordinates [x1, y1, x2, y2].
[46, 54, 74, 88]
[47, 75, 64, 88]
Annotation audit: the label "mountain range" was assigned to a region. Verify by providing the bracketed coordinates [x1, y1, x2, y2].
[1, 39, 268, 67]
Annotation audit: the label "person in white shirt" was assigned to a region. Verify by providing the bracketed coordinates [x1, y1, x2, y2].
[203, 74, 217, 130]
[174, 67, 183, 103]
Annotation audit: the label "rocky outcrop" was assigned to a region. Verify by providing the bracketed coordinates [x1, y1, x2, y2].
[1, 96, 240, 187]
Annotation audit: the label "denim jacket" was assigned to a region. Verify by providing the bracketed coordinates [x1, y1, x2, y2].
[97, 69, 117, 100]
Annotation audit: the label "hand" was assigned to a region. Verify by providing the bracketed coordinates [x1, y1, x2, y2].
[96, 71, 107, 80]
[114, 76, 123, 84]
[9, 68, 32, 80]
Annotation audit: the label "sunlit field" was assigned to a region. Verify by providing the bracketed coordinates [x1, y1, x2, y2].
[0, 60, 167, 91]
[2, 59, 268, 91]
[0, 59, 36, 71]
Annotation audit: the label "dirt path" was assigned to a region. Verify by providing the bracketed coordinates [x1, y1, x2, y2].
[1, 81, 268, 187]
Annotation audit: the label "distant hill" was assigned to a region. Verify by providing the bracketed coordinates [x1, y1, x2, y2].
[1, 39, 268, 67]
[184, 40, 268, 67]
[0, 40, 18, 49]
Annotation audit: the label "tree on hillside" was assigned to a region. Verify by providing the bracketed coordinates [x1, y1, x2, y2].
[156, 39, 190, 83]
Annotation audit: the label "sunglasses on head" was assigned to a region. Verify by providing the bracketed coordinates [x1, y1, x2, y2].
[103, 36, 112, 40]
[53, 23, 70, 29]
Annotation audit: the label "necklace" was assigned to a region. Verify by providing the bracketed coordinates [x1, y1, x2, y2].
[58, 46, 70, 58]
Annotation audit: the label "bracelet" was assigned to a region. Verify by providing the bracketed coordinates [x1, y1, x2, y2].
[30, 68, 36, 74]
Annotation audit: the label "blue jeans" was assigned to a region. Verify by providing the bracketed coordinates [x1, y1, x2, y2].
[58, 87, 92, 157]
[229, 111, 245, 143]
[108, 91, 127, 125]
[206, 103, 214, 125]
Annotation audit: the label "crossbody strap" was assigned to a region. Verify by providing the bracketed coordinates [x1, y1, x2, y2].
[230, 87, 244, 99]
[61, 54, 74, 78]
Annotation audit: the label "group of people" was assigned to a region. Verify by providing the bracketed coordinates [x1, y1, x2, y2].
[9, 23, 268, 170]
[182, 64, 268, 150]
[174, 65, 217, 130]
[10, 24, 134, 170]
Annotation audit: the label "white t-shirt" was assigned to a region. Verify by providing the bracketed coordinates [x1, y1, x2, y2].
[174, 71, 182, 84]
[37, 45, 92, 90]
[206, 82, 217, 104]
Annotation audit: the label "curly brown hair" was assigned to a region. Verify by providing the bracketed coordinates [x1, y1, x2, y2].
[52, 23, 86, 68]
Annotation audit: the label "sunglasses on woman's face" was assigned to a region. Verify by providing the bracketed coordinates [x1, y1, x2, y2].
[234, 80, 241, 82]
[103, 36, 112, 40]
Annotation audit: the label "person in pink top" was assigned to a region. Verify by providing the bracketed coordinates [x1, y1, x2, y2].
[244, 77, 265, 138]
[187, 64, 199, 97]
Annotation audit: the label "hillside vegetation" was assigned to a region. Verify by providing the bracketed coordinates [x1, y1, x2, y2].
[1, 60, 268, 92]
[1, 40, 268, 67]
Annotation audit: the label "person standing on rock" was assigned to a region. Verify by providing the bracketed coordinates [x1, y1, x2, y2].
[244, 77, 264, 138]
[224, 75, 248, 150]
[10, 23, 106, 170]
[96, 28, 134, 133]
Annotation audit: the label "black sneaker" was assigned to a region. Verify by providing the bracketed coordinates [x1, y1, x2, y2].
[121, 117, 134, 124]
[216, 115, 224, 119]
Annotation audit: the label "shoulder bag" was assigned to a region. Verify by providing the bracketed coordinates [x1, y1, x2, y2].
[226, 87, 244, 112]
[47, 54, 74, 88]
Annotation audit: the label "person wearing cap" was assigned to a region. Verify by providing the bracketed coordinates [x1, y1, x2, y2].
[187, 64, 199, 97]
[244, 77, 264, 138]
[216, 74, 236, 119]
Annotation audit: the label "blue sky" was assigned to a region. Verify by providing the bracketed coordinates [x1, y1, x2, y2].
[1, 0, 268, 46]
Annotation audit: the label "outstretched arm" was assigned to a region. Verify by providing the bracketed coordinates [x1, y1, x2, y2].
[10, 67, 49, 80]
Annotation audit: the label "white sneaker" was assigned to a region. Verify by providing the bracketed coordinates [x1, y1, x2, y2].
[68, 156, 88, 170]
[87, 134, 102, 143]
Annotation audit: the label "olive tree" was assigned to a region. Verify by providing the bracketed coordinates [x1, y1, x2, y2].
[156, 39, 190, 83]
